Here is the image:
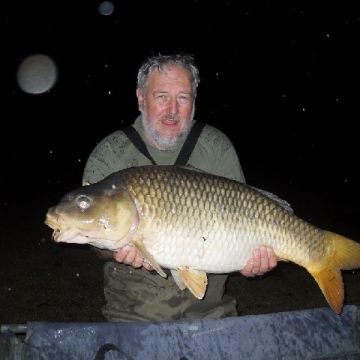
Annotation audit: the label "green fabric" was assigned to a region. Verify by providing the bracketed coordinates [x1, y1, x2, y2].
[102, 264, 237, 322]
[83, 116, 245, 322]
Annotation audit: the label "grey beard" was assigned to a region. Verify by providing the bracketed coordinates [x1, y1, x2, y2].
[140, 105, 195, 151]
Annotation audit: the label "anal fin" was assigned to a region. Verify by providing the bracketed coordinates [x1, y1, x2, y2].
[176, 267, 208, 299]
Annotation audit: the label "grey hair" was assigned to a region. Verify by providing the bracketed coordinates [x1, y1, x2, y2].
[137, 53, 200, 97]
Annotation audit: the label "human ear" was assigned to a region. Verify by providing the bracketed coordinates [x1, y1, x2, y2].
[136, 88, 143, 111]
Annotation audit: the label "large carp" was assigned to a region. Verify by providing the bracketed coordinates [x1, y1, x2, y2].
[45, 165, 360, 314]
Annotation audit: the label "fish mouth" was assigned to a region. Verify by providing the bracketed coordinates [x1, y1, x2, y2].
[45, 214, 92, 245]
[44, 215, 69, 243]
[50, 228, 61, 242]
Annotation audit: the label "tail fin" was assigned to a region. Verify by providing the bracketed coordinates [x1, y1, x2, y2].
[309, 231, 360, 314]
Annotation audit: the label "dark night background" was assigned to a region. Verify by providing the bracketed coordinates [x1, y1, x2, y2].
[2, 1, 359, 324]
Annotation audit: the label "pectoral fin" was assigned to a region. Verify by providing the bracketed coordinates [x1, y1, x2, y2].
[175, 267, 208, 299]
[131, 238, 167, 278]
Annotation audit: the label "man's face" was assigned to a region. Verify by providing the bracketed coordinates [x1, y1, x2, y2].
[137, 64, 195, 150]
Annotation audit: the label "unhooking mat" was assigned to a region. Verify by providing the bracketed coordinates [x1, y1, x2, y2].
[1, 305, 359, 359]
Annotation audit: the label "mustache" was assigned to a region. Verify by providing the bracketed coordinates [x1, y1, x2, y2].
[161, 114, 181, 122]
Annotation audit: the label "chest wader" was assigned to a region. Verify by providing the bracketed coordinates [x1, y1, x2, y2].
[102, 122, 238, 321]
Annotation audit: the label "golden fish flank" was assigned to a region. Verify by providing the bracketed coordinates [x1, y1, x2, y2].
[44, 165, 360, 314]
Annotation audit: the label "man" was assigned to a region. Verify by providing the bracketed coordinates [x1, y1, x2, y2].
[83, 53, 277, 322]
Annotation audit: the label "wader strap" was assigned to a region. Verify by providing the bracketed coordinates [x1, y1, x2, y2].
[174, 121, 206, 165]
[122, 121, 206, 166]
[121, 126, 156, 165]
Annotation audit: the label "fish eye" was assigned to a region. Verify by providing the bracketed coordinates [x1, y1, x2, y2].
[77, 195, 91, 211]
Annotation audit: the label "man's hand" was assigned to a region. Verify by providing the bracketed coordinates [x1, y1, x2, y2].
[113, 246, 154, 271]
[240, 246, 277, 277]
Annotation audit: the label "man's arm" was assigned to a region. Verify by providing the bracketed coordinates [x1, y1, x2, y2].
[92, 246, 154, 270]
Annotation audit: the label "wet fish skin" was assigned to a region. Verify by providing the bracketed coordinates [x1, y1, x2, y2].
[44, 165, 360, 314]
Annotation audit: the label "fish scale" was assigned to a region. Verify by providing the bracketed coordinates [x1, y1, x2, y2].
[45, 165, 360, 314]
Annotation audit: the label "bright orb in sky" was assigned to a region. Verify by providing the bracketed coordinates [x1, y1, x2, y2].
[98, 1, 114, 16]
[17, 54, 58, 94]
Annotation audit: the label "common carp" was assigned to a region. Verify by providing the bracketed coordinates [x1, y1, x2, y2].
[44, 165, 360, 314]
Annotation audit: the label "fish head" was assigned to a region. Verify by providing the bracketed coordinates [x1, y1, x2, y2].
[44, 183, 138, 251]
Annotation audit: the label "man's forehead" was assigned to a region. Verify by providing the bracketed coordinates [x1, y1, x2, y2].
[149, 65, 192, 84]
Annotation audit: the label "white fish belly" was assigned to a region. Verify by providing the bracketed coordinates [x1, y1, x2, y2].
[142, 228, 257, 273]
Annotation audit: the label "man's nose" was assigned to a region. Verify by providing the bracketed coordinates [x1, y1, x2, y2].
[168, 98, 179, 113]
